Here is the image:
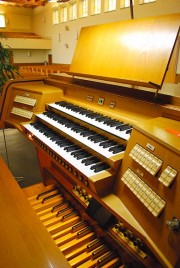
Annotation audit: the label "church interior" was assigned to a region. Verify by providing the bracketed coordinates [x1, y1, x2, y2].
[0, 1, 180, 267]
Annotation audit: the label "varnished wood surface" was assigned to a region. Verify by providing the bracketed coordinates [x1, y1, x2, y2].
[19, 64, 70, 77]
[0, 157, 70, 268]
[114, 118, 180, 268]
[0, 79, 63, 129]
[135, 117, 180, 153]
[164, 37, 180, 84]
[70, 14, 180, 89]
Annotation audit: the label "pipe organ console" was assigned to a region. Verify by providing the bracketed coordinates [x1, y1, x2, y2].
[0, 14, 180, 268]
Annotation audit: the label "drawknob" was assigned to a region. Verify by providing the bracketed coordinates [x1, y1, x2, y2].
[166, 217, 180, 231]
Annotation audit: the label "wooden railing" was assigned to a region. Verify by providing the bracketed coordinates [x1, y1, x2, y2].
[19, 64, 70, 77]
[0, 32, 44, 39]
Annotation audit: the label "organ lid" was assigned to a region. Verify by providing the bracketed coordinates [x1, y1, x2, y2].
[68, 13, 180, 90]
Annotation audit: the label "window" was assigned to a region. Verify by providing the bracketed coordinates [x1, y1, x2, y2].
[69, 1, 77, 20]
[139, 0, 156, 4]
[60, 5, 68, 22]
[120, 0, 134, 8]
[91, 0, 101, 15]
[52, 8, 59, 25]
[79, 0, 88, 18]
[104, 0, 116, 12]
[0, 14, 5, 28]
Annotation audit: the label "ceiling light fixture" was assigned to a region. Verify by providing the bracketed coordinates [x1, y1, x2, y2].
[56, 0, 69, 2]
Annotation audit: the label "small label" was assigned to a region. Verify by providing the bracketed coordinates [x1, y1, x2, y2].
[146, 143, 155, 151]
[166, 128, 180, 137]
[86, 95, 93, 101]
[109, 101, 116, 109]
[136, 168, 144, 177]
[98, 97, 104, 105]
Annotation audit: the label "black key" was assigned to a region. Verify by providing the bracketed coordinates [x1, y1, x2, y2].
[71, 149, 85, 157]
[81, 156, 99, 166]
[99, 140, 117, 148]
[71, 126, 87, 133]
[54, 138, 66, 143]
[56, 140, 73, 147]
[79, 110, 93, 116]
[90, 162, 110, 173]
[116, 124, 130, 131]
[55, 101, 68, 106]
[103, 119, 117, 126]
[70, 107, 79, 112]
[79, 129, 91, 135]
[63, 104, 75, 110]
[108, 145, 125, 154]
[64, 145, 80, 152]
[44, 131, 55, 138]
[50, 135, 62, 141]
[126, 128, 132, 134]
[59, 119, 70, 126]
[72, 107, 86, 113]
[54, 136, 66, 143]
[95, 116, 111, 123]
[93, 137, 108, 143]
[76, 151, 91, 160]
[86, 113, 102, 119]
[75, 150, 90, 157]
[64, 122, 75, 128]
[87, 134, 102, 141]
[80, 130, 96, 137]
[88, 134, 108, 143]
[106, 121, 123, 127]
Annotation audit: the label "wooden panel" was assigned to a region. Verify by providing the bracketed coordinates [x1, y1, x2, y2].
[60, 86, 164, 126]
[8, 14, 31, 30]
[134, 117, 180, 152]
[164, 37, 180, 83]
[1, 80, 64, 129]
[70, 14, 180, 89]
[114, 118, 180, 268]
[1, 38, 52, 49]
[0, 157, 70, 268]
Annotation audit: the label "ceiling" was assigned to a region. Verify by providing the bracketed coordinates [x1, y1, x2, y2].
[0, 0, 48, 8]
[0, 0, 70, 8]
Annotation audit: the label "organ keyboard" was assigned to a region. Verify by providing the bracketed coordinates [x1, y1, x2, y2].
[23, 120, 116, 195]
[48, 101, 132, 140]
[37, 110, 126, 158]
[0, 14, 180, 268]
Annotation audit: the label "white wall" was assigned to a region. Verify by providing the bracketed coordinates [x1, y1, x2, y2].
[32, 0, 180, 65]
[0, 6, 33, 32]
[13, 49, 50, 64]
[1, 0, 180, 65]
